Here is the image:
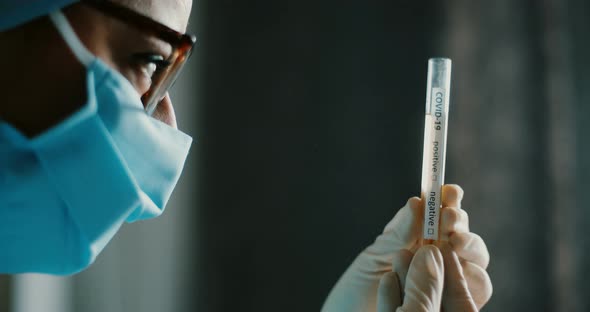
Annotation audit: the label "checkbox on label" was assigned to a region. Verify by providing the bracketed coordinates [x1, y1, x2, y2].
[428, 229, 434, 235]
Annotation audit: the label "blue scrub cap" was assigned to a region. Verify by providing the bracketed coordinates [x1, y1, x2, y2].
[0, 0, 78, 31]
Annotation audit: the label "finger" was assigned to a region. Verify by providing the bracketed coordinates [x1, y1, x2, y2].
[398, 245, 444, 312]
[377, 197, 422, 250]
[383, 197, 421, 234]
[442, 184, 464, 208]
[462, 260, 493, 309]
[449, 232, 490, 269]
[439, 207, 469, 240]
[440, 242, 478, 312]
[392, 249, 414, 291]
[151, 93, 178, 129]
[356, 197, 421, 273]
[377, 271, 403, 312]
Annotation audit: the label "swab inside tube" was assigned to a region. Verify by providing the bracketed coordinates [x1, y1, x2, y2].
[421, 58, 452, 244]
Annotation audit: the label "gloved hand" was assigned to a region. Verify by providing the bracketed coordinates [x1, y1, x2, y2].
[376, 245, 444, 312]
[376, 242, 486, 312]
[321, 185, 492, 312]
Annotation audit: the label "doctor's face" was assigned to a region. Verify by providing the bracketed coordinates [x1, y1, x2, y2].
[67, 0, 194, 127]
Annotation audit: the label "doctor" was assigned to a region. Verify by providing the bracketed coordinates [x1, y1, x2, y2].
[0, 0, 195, 274]
[0, 1, 491, 310]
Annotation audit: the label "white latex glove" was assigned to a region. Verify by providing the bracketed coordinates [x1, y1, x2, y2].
[376, 242, 484, 312]
[321, 185, 492, 312]
[377, 245, 444, 312]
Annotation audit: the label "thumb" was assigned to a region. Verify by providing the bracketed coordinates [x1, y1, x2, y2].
[440, 242, 478, 312]
[398, 245, 444, 312]
[377, 272, 403, 312]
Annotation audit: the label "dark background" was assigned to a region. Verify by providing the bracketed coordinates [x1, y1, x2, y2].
[196, 0, 437, 310]
[3, 0, 590, 311]
[194, 0, 590, 311]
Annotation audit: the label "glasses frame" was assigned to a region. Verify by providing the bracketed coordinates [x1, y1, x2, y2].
[80, 0, 197, 115]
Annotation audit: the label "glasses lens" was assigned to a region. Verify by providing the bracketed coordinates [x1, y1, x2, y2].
[143, 42, 193, 116]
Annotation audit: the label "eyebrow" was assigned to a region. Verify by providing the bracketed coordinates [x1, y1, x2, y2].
[141, 35, 173, 59]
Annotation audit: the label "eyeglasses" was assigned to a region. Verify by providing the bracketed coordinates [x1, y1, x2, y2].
[81, 0, 197, 115]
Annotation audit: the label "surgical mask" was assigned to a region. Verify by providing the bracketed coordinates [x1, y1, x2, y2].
[0, 10, 192, 275]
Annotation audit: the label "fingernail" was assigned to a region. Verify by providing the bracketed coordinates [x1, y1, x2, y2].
[456, 185, 464, 201]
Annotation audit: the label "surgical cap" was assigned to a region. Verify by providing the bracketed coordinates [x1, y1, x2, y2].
[0, 0, 77, 31]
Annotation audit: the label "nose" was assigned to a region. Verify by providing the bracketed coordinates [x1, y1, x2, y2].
[151, 93, 178, 129]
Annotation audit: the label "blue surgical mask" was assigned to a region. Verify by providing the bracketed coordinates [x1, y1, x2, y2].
[0, 10, 192, 275]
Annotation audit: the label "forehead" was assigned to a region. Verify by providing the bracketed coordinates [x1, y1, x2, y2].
[114, 0, 192, 32]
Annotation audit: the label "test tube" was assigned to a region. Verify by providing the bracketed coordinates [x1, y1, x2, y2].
[420, 58, 452, 245]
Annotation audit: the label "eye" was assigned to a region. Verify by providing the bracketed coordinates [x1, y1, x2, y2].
[132, 53, 172, 79]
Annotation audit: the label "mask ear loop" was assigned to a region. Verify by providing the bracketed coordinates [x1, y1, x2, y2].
[48, 10, 95, 67]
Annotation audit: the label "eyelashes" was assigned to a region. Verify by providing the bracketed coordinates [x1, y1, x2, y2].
[132, 52, 172, 78]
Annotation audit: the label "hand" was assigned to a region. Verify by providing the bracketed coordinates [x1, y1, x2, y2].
[321, 185, 492, 312]
[377, 245, 444, 312]
[376, 241, 489, 312]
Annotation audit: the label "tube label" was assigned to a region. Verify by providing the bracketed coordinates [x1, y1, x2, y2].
[422, 87, 447, 240]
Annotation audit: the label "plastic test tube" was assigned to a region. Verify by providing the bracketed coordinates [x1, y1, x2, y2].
[420, 58, 452, 245]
